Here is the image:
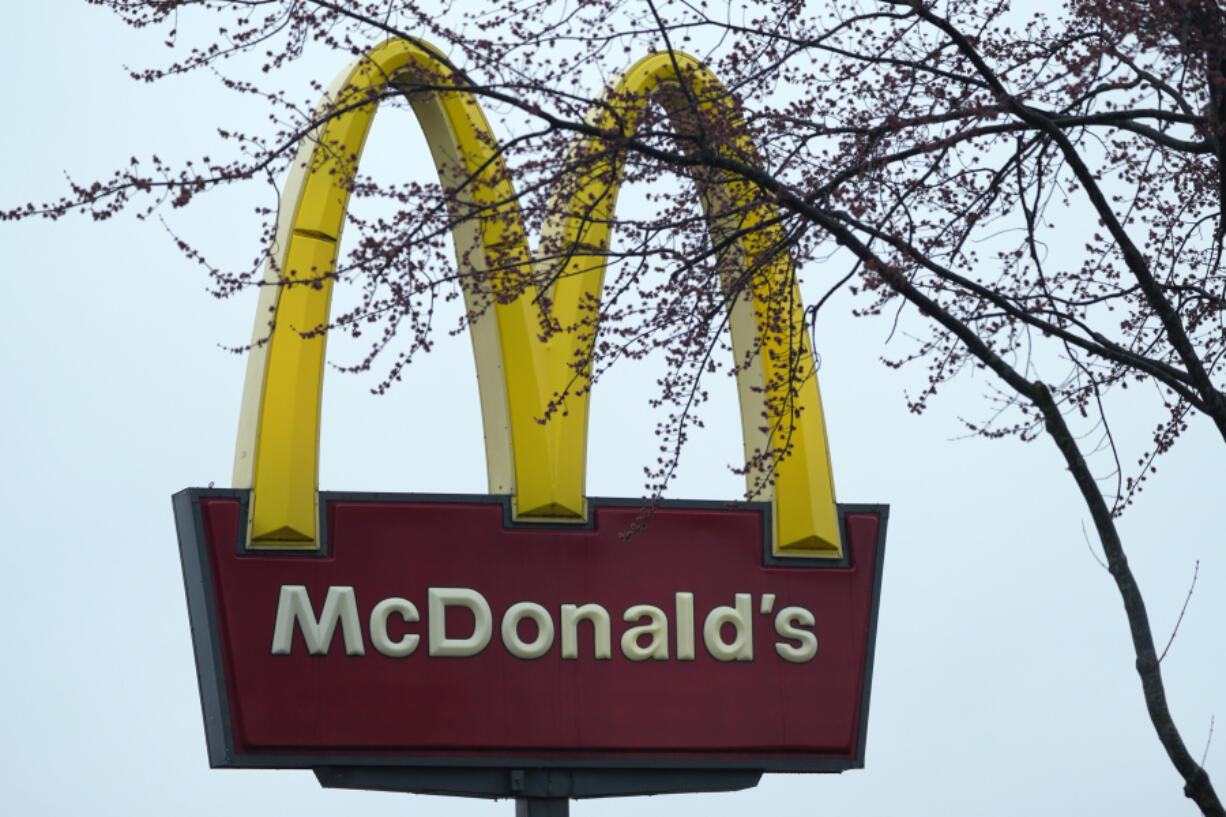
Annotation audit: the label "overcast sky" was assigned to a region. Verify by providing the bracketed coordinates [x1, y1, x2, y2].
[2, 3, 1223, 816]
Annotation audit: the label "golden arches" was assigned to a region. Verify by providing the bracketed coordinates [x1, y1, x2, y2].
[232, 38, 841, 557]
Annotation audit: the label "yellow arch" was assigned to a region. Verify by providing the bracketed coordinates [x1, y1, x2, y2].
[232, 38, 841, 557]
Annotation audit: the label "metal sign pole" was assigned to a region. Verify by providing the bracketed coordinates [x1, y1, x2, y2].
[515, 798, 569, 817]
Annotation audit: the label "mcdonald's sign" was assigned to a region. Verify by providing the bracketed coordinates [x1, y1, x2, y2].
[173, 38, 887, 796]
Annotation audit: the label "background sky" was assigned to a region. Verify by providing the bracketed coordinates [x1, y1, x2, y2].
[2, 3, 1223, 815]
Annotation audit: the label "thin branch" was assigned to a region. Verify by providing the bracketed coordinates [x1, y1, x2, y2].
[1159, 560, 1200, 663]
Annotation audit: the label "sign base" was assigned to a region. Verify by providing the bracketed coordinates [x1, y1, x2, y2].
[314, 765, 762, 797]
[315, 766, 763, 817]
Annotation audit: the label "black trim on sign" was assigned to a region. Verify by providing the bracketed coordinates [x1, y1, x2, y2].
[173, 488, 245, 767]
[172, 487, 889, 782]
[312, 766, 764, 798]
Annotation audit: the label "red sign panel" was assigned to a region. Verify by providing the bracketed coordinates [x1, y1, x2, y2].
[174, 490, 886, 772]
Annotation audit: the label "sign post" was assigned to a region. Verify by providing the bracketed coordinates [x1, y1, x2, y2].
[174, 37, 887, 812]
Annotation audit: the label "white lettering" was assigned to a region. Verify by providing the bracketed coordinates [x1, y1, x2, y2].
[427, 587, 492, 657]
[560, 603, 611, 659]
[270, 585, 366, 656]
[268, 584, 817, 665]
[703, 593, 753, 662]
[621, 604, 669, 661]
[674, 592, 695, 661]
[502, 602, 555, 659]
[773, 606, 818, 663]
[369, 597, 420, 658]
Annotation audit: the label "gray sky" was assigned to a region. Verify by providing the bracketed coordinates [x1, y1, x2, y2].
[2, 3, 1223, 815]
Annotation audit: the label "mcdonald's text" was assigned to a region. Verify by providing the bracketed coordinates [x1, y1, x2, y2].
[270, 585, 820, 663]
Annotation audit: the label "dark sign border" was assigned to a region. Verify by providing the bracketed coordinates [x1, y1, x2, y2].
[173, 488, 888, 788]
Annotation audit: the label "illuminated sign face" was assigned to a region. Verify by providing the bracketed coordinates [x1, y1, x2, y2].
[176, 493, 884, 768]
[173, 37, 886, 783]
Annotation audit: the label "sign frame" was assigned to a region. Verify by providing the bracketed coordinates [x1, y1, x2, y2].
[174, 488, 887, 787]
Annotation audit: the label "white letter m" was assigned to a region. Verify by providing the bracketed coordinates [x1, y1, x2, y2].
[270, 585, 366, 656]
